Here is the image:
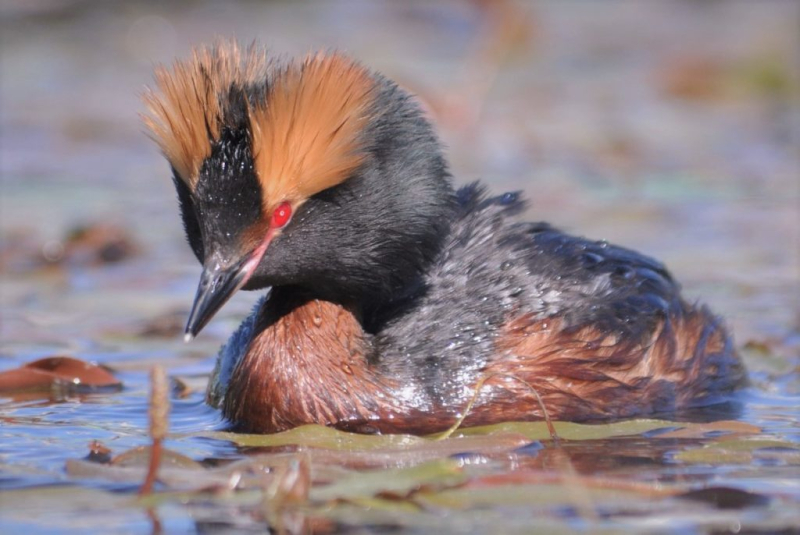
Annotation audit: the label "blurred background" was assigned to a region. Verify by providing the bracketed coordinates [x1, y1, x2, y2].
[1, 0, 798, 365]
[1, 2, 799, 532]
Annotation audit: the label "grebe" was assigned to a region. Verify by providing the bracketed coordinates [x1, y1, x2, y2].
[143, 42, 745, 434]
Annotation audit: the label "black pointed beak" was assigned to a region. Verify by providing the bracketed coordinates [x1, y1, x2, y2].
[184, 256, 250, 341]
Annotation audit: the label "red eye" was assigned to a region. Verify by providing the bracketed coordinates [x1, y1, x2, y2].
[270, 201, 293, 228]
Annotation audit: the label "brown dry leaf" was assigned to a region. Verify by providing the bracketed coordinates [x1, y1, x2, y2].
[0, 356, 121, 397]
[61, 222, 140, 266]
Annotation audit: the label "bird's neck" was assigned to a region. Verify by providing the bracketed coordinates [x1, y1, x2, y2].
[221, 291, 395, 433]
[287, 178, 456, 323]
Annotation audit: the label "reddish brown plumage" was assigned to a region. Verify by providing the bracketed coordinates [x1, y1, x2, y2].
[224, 297, 404, 433]
[222, 296, 744, 435]
[473, 305, 741, 423]
[221, 296, 457, 435]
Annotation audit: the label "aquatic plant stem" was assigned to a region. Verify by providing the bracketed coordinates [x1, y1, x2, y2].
[139, 365, 169, 496]
[434, 372, 558, 441]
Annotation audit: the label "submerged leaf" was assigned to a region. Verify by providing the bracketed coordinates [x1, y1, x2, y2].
[675, 439, 800, 464]
[418, 482, 647, 510]
[311, 459, 465, 502]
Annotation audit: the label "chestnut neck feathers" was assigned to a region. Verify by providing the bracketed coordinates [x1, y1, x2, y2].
[144, 43, 453, 317]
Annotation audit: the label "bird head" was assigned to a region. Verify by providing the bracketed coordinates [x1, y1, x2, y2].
[143, 42, 452, 339]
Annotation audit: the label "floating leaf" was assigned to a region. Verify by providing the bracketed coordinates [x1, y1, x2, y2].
[453, 419, 681, 441]
[0, 356, 121, 398]
[655, 420, 761, 439]
[66, 458, 230, 490]
[675, 439, 800, 464]
[198, 426, 530, 469]
[201, 424, 425, 450]
[201, 420, 685, 450]
[0, 368, 61, 393]
[112, 446, 201, 470]
[306, 433, 530, 469]
[454, 419, 764, 442]
[67, 447, 217, 489]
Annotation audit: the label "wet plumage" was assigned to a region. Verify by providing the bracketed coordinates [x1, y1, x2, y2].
[144, 42, 745, 434]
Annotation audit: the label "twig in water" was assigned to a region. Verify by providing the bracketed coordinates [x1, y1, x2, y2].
[139, 365, 170, 496]
[435, 372, 558, 441]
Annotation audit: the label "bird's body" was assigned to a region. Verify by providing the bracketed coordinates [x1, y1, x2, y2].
[145, 42, 745, 434]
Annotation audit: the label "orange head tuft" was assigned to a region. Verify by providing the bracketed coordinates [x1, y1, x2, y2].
[141, 40, 267, 186]
[249, 53, 377, 213]
[142, 43, 376, 216]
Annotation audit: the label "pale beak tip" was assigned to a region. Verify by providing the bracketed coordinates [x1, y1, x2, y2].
[183, 332, 194, 343]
